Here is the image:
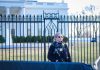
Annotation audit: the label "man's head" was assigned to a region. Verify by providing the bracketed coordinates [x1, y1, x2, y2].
[54, 32, 63, 43]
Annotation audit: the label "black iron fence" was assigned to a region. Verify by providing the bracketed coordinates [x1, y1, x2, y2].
[0, 14, 100, 65]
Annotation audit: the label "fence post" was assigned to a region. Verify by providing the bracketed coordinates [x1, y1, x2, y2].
[43, 12, 46, 61]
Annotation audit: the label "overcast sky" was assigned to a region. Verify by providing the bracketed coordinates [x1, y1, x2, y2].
[38, 0, 100, 14]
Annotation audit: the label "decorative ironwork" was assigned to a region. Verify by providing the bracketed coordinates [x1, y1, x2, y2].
[43, 12, 59, 19]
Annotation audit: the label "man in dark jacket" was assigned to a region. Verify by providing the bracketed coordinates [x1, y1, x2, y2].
[47, 33, 71, 62]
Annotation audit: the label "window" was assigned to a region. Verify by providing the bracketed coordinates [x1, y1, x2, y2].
[28, 29, 31, 36]
[11, 29, 15, 36]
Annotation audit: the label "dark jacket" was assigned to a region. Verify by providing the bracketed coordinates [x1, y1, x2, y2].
[47, 42, 71, 62]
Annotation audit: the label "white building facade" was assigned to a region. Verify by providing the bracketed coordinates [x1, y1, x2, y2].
[0, 0, 68, 15]
[0, 0, 68, 37]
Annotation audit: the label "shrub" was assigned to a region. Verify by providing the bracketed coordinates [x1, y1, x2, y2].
[12, 36, 69, 43]
[0, 35, 5, 43]
[63, 36, 69, 42]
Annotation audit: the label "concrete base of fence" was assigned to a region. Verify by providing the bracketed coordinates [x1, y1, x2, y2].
[0, 61, 93, 70]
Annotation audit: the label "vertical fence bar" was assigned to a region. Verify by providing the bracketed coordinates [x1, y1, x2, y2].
[0, 15, 1, 60]
[4, 15, 6, 60]
[41, 15, 43, 61]
[22, 15, 25, 61]
[63, 15, 66, 36]
[8, 15, 10, 60]
[57, 16, 59, 32]
[0, 15, 3, 60]
[99, 15, 100, 56]
[0, 15, 2, 60]
[1, 15, 3, 60]
[40, 15, 42, 61]
[1, 16, 3, 60]
[70, 15, 73, 61]
[40, 16, 42, 61]
[60, 17, 62, 34]
[12, 15, 14, 61]
[90, 15, 92, 64]
[37, 15, 39, 61]
[80, 15, 82, 63]
[26, 15, 28, 61]
[19, 15, 21, 61]
[86, 15, 88, 64]
[33, 15, 36, 61]
[78, 15, 80, 62]
[29, 15, 32, 61]
[47, 27, 49, 62]
[15, 15, 18, 60]
[64, 15, 66, 43]
[73, 15, 76, 62]
[44, 18, 46, 61]
[95, 15, 98, 59]
[76, 15, 79, 62]
[92, 16, 95, 65]
[83, 15, 85, 63]
[67, 15, 70, 54]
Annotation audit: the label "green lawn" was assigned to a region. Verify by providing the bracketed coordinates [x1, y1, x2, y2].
[0, 42, 100, 65]
[69, 42, 100, 65]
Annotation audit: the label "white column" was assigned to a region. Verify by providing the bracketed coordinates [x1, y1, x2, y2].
[6, 7, 13, 45]
[22, 7, 27, 36]
[6, 7, 10, 15]
[6, 7, 10, 29]
[21, 7, 25, 15]
[6, 28, 13, 45]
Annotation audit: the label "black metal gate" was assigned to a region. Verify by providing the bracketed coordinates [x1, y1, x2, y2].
[0, 14, 100, 65]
